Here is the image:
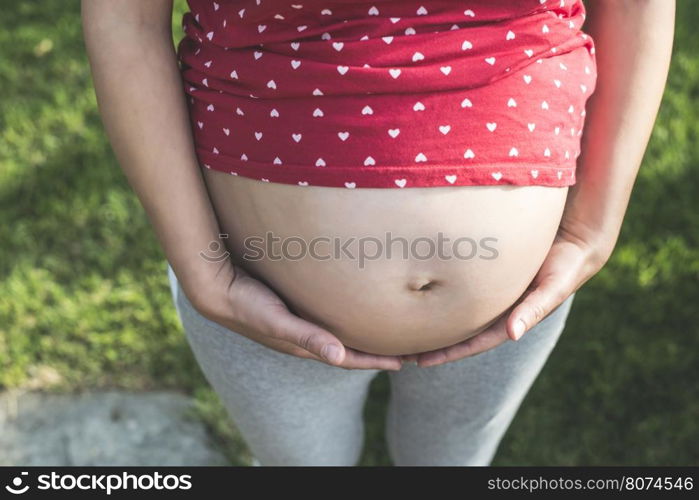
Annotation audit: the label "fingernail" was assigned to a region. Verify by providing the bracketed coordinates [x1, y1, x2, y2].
[321, 344, 342, 364]
[513, 319, 526, 340]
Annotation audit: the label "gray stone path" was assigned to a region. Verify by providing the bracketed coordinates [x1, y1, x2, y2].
[0, 389, 230, 466]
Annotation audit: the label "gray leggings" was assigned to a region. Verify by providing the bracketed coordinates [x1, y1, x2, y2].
[166, 261, 575, 466]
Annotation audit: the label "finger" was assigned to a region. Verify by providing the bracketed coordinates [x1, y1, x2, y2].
[417, 325, 510, 368]
[261, 308, 348, 366]
[282, 338, 403, 370]
[401, 354, 419, 363]
[507, 277, 571, 341]
[340, 347, 403, 371]
[262, 309, 403, 370]
[247, 332, 322, 360]
[267, 336, 402, 371]
[290, 341, 402, 370]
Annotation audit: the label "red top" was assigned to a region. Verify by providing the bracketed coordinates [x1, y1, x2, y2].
[177, 0, 597, 188]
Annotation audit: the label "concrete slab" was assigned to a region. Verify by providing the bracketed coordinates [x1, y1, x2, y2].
[0, 389, 230, 466]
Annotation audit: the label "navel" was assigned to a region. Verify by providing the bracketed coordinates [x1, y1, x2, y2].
[407, 278, 440, 293]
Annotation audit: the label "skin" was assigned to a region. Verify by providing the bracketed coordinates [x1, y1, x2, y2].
[201, 174, 569, 355]
[81, 0, 674, 370]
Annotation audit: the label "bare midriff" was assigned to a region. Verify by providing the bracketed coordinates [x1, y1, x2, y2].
[202, 169, 568, 355]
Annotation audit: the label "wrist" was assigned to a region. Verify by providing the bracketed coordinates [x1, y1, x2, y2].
[557, 216, 618, 270]
[175, 258, 237, 318]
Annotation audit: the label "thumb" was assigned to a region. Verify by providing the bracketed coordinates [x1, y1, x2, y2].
[507, 279, 568, 341]
[264, 308, 346, 365]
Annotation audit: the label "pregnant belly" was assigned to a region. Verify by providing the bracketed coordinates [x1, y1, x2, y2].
[202, 170, 568, 355]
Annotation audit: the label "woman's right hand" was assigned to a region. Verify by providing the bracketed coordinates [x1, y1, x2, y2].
[81, 0, 401, 371]
[185, 261, 404, 371]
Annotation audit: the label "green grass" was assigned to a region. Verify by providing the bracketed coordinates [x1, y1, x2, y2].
[1, 1, 697, 466]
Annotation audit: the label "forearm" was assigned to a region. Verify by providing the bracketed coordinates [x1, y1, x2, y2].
[563, 0, 675, 262]
[82, 3, 232, 307]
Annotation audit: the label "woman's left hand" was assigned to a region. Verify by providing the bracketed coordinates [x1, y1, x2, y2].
[407, 219, 615, 367]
